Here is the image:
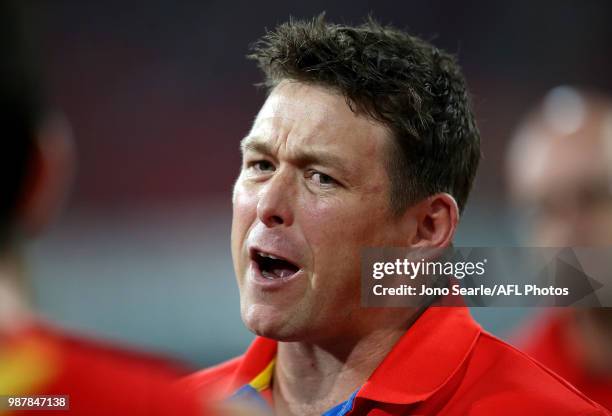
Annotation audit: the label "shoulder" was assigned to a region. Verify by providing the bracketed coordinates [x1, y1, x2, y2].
[460, 331, 609, 415]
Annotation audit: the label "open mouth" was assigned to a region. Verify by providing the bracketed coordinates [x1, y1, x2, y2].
[252, 250, 300, 280]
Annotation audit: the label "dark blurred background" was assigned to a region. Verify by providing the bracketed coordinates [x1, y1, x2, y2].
[20, 0, 612, 367]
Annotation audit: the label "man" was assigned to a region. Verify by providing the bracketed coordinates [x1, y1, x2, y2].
[507, 86, 612, 410]
[0, 2, 204, 414]
[184, 17, 608, 415]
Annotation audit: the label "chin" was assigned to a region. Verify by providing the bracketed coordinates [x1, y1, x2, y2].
[241, 302, 306, 342]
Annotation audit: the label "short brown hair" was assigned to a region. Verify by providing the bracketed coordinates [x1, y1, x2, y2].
[248, 15, 480, 214]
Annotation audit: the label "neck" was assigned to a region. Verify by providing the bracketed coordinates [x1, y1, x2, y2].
[272, 308, 422, 416]
[0, 250, 31, 335]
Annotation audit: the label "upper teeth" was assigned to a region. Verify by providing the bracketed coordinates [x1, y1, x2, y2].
[260, 252, 281, 260]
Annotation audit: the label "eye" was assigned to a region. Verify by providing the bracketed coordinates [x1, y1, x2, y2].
[306, 170, 338, 187]
[247, 160, 275, 173]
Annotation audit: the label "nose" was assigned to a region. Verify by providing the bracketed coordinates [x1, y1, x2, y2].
[256, 169, 295, 227]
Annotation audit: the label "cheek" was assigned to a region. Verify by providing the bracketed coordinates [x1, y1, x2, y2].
[231, 182, 258, 260]
[303, 196, 390, 261]
[300, 200, 346, 245]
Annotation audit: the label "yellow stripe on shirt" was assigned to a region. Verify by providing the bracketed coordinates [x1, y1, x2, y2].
[248, 358, 276, 392]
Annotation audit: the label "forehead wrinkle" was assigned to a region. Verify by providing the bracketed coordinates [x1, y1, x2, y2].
[241, 115, 291, 154]
[240, 133, 355, 180]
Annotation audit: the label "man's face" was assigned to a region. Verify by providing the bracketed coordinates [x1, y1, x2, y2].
[231, 81, 413, 342]
[509, 112, 612, 246]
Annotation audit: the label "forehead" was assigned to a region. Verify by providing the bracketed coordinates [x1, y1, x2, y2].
[246, 81, 389, 159]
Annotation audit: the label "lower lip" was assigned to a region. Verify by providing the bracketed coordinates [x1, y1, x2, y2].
[249, 260, 303, 290]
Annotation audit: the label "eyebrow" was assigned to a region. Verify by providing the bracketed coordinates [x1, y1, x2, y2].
[240, 137, 353, 178]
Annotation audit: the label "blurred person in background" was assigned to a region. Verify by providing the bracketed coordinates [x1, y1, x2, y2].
[183, 17, 609, 416]
[507, 86, 612, 410]
[0, 2, 205, 414]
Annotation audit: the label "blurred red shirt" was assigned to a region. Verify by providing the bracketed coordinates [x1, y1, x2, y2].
[0, 321, 203, 416]
[517, 310, 612, 411]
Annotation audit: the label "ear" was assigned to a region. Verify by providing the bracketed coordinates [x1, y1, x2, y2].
[409, 193, 459, 248]
[16, 115, 75, 238]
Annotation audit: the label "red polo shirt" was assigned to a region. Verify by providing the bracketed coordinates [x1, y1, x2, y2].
[517, 310, 612, 411]
[0, 322, 204, 416]
[183, 307, 609, 415]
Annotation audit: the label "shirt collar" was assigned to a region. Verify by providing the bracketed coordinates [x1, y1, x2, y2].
[227, 306, 481, 406]
[227, 336, 277, 392]
[357, 306, 481, 404]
